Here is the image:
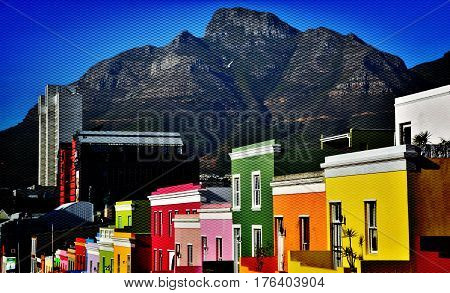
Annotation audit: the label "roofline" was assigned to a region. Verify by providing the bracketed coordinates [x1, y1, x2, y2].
[395, 85, 450, 106]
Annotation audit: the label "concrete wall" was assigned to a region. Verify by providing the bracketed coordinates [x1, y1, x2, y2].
[395, 85, 450, 145]
[200, 218, 233, 261]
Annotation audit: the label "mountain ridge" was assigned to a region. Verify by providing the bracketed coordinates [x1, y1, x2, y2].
[0, 7, 447, 188]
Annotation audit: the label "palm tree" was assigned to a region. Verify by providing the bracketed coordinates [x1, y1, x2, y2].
[413, 131, 431, 147]
[343, 228, 360, 272]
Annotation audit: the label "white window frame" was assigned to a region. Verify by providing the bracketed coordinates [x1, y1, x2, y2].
[187, 244, 193, 266]
[159, 211, 163, 236]
[251, 170, 261, 211]
[232, 224, 241, 263]
[251, 225, 263, 257]
[216, 237, 223, 261]
[232, 174, 241, 211]
[168, 211, 173, 237]
[365, 200, 378, 254]
[299, 215, 310, 251]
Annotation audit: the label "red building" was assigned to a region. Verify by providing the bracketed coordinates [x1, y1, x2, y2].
[57, 139, 77, 206]
[74, 238, 86, 271]
[148, 183, 203, 272]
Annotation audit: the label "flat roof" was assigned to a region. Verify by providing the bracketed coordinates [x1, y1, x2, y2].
[76, 131, 183, 146]
[395, 85, 450, 106]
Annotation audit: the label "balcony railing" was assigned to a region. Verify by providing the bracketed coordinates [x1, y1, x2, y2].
[418, 144, 450, 158]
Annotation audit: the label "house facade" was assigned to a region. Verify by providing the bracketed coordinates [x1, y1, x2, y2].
[74, 238, 87, 271]
[98, 227, 114, 273]
[229, 140, 281, 272]
[86, 239, 99, 273]
[395, 85, 450, 145]
[148, 183, 203, 272]
[321, 145, 416, 272]
[271, 171, 328, 272]
[173, 214, 202, 273]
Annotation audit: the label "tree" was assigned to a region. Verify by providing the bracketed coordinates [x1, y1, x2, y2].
[342, 228, 364, 273]
[413, 131, 431, 147]
[255, 246, 270, 272]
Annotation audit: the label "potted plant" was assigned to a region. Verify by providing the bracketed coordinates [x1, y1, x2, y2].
[255, 246, 270, 272]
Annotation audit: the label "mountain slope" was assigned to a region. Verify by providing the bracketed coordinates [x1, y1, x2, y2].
[0, 7, 448, 187]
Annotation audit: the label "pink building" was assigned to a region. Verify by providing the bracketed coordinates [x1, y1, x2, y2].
[171, 187, 233, 273]
[199, 203, 233, 263]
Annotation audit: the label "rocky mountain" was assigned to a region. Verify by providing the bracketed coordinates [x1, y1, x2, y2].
[411, 51, 450, 89]
[0, 7, 447, 187]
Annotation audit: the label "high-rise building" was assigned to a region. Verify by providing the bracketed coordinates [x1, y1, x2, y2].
[38, 85, 83, 187]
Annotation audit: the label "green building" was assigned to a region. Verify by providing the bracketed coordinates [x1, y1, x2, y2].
[97, 227, 115, 273]
[229, 140, 282, 270]
[114, 200, 150, 233]
[320, 128, 394, 151]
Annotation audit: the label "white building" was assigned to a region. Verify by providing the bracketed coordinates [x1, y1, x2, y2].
[395, 85, 450, 145]
[38, 85, 83, 186]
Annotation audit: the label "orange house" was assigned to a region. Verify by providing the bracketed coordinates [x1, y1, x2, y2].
[271, 171, 327, 272]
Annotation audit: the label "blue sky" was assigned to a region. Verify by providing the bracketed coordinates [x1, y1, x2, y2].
[1, 0, 449, 130]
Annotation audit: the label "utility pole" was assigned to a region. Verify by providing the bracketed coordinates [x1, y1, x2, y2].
[17, 241, 20, 273]
[51, 223, 54, 273]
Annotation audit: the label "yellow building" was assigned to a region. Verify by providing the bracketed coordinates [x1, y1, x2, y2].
[112, 232, 135, 273]
[321, 145, 417, 272]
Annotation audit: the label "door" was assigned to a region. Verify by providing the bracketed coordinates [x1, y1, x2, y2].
[275, 217, 285, 272]
[330, 202, 343, 268]
[233, 227, 241, 273]
[168, 251, 175, 271]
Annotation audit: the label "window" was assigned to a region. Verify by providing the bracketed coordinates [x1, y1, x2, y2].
[192, 209, 197, 214]
[118, 216, 122, 229]
[159, 250, 163, 271]
[90, 260, 93, 273]
[186, 209, 190, 214]
[252, 225, 263, 257]
[127, 254, 131, 273]
[110, 258, 114, 273]
[176, 244, 181, 258]
[102, 256, 106, 273]
[299, 216, 310, 251]
[159, 211, 163, 236]
[169, 211, 173, 237]
[232, 174, 241, 209]
[202, 236, 208, 261]
[128, 215, 132, 227]
[400, 122, 411, 145]
[216, 238, 223, 261]
[366, 201, 378, 253]
[174, 210, 179, 215]
[187, 245, 193, 266]
[153, 250, 158, 271]
[330, 202, 343, 268]
[252, 171, 261, 210]
[153, 212, 158, 235]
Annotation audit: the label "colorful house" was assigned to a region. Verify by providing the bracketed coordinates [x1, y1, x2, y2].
[148, 183, 203, 272]
[67, 247, 75, 272]
[271, 171, 329, 273]
[55, 249, 67, 273]
[199, 203, 234, 273]
[98, 227, 114, 273]
[148, 184, 231, 272]
[113, 200, 152, 273]
[86, 239, 99, 273]
[173, 214, 202, 273]
[229, 140, 281, 272]
[74, 238, 87, 272]
[321, 145, 450, 273]
[112, 232, 135, 273]
[173, 201, 233, 273]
